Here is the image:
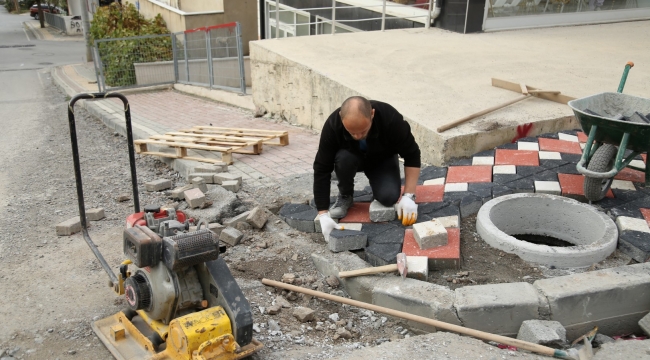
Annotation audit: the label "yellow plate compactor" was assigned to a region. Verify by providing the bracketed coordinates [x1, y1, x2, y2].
[67, 93, 263, 360]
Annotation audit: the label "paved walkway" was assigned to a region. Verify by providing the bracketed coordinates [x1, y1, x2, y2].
[54, 63, 319, 187]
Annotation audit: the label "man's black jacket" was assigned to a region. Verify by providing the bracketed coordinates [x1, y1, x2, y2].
[312, 101, 421, 211]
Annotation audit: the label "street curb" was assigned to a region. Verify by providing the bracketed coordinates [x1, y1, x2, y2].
[311, 251, 650, 339]
[23, 21, 43, 41]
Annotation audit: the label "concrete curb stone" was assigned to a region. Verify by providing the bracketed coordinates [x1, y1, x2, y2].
[618, 230, 650, 263]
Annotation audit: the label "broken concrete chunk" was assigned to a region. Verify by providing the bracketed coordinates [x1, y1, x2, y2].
[190, 177, 208, 193]
[86, 208, 105, 221]
[184, 188, 206, 209]
[281, 273, 296, 284]
[221, 180, 240, 193]
[219, 226, 243, 246]
[188, 173, 216, 184]
[267, 304, 282, 315]
[224, 211, 251, 227]
[275, 295, 292, 308]
[208, 223, 225, 238]
[170, 184, 194, 200]
[329, 229, 368, 253]
[369, 200, 396, 222]
[293, 307, 315, 323]
[247, 207, 268, 229]
[116, 194, 131, 202]
[56, 217, 81, 236]
[334, 327, 352, 340]
[412, 219, 448, 249]
[214, 172, 242, 185]
[145, 179, 172, 192]
[516, 320, 567, 347]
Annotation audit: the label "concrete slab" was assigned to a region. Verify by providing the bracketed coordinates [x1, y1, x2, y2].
[250, 22, 650, 165]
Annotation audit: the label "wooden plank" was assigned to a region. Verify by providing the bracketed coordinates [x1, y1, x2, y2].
[150, 134, 258, 148]
[134, 139, 234, 152]
[135, 151, 230, 165]
[193, 126, 288, 136]
[491, 78, 575, 104]
[168, 132, 264, 143]
[520, 83, 528, 95]
[182, 127, 289, 146]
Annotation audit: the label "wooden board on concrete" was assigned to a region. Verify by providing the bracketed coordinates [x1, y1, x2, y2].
[182, 126, 290, 146]
[492, 78, 575, 104]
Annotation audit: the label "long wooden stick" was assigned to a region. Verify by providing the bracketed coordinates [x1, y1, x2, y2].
[437, 94, 531, 133]
[339, 264, 398, 278]
[261, 278, 567, 358]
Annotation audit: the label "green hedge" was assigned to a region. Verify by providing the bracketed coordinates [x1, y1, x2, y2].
[90, 3, 173, 87]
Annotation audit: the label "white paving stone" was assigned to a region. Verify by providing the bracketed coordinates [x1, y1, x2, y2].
[433, 215, 459, 228]
[534, 181, 561, 195]
[518, 142, 539, 151]
[444, 183, 468, 192]
[558, 133, 580, 142]
[611, 179, 636, 191]
[472, 156, 494, 166]
[340, 223, 363, 231]
[539, 151, 562, 160]
[493, 165, 516, 174]
[630, 160, 646, 170]
[616, 216, 650, 234]
[423, 177, 445, 186]
[580, 143, 586, 149]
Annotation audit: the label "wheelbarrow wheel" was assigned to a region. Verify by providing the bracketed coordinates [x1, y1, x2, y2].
[584, 144, 617, 202]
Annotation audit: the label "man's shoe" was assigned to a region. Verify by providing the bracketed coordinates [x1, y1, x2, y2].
[329, 194, 353, 219]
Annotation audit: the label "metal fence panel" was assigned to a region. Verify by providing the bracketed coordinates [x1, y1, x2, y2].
[94, 34, 175, 92]
[44, 12, 66, 32]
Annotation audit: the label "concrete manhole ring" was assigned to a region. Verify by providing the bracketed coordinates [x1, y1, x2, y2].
[476, 193, 618, 268]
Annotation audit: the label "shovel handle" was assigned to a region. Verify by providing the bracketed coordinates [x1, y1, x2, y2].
[338, 264, 398, 278]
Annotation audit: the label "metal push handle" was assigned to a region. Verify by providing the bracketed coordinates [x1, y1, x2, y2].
[67, 92, 140, 285]
[617, 61, 634, 93]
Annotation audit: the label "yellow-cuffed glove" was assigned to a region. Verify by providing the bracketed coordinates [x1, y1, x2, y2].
[395, 195, 418, 226]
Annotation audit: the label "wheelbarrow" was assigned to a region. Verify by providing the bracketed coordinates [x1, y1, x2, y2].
[568, 62, 650, 202]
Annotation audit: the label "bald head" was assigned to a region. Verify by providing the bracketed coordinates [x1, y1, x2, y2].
[340, 96, 374, 140]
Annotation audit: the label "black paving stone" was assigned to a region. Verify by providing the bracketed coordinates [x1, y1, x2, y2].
[559, 129, 580, 135]
[506, 178, 535, 193]
[460, 194, 483, 218]
[538, 133, 560, 139]
[555, 163, 581, 175]
[618, 230, 650, 263]
[366, 242, 403, 266]
[418, 166, 448, 184]
[468, 183, 494, 202]
[492, 185, 514, 198]
[443, 191, 472, 205]
[363, 223, 405, 245]
[561, 153, 583, 164]
[474, 149, 495, 157]
[279, 203, 315, 218]
[449, 158, 473, 166]
[517, 137, 539, 143]
[594, 189, 644, 210]
[496, 143, 518, 150]
[493, 174, 524, 185]
[517, 166, 546, 178]
[532, 170, 559, 182]
[609, 195, 650, 219]
[539, 159, 570, 170]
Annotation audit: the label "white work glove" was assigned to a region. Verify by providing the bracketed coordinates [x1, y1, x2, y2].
[395, 196, 418, 226]
[319, 213, 343, 241]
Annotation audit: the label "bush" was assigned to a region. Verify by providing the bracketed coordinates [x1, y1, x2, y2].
[90, 2, 172, 87]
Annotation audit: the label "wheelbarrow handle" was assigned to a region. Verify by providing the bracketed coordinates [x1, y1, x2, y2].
[617, 61, 634, 93]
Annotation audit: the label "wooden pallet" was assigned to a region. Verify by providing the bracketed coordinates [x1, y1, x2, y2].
[149, 134, 263, 155]
[134, 139, 237, 165]
[179, 126, 290, 146]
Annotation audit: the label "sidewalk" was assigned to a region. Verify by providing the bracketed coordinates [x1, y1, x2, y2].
[23, 18, 83, 41]
[52, 63, 319, 188]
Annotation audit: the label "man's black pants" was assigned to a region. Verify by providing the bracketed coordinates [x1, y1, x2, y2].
[334, 149, 401, 207]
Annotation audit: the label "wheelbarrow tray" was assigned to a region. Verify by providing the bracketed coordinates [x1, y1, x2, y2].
[568, 92, 650, 153]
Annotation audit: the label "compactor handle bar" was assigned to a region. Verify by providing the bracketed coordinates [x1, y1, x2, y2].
[67, 92, 140, 286]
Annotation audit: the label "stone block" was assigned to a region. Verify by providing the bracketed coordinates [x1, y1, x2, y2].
[219, 226, 243, 246]
[616, 216, 650, 233]
[455, 282, 547, 336]
[56, 217, 81, 236]
[184, 188, 206, 209]
[293, 307, 315, 322]
[533, 263, 650, 339]
[402, 228, 460, 270]
[373, 277, 461, 332]
[187, 173, 216, 184]
[639, 312, 650, 336]
[517, 320, 566, 347]
[412, 220, 448, 249]
[369, 200, 396, 222]
[246, 207, 268, 229]
[618, 230, 650, 262]
[221, 180, 240, 193]
[214, 173, 242, 185]
[329, 229, 367, 252]
[284, 207, 318, 233]
[208, 223, 225, 237]
[365, 242, 403, 266]
[86, 208, 105, 221]
[145, 179, 172, 192]
[434, 215, 459, 228]
[170, 184, 194, 200]
[194, 164, 227, 173]
[406, 256, 428, 281]
[224, 211, 251, 227]
[190, 177, 208, 193]
[311, 251, 379, 303]
[460, 194, 483, 218]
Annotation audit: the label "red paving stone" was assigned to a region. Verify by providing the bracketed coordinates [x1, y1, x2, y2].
[643, 154, 647, 163]
[615, 167, 646, 183]
[641, 208, 650, 227]
[402, 228, 460, 270]
[577, 131, 588, 143]
[400, 185, 445, 203]
[538, 138, 583, 155]
[494, 150, 539, 166]
[339, 202, 371, 223]
[445, 166, 492, 183]
[557, 174, 614, 198]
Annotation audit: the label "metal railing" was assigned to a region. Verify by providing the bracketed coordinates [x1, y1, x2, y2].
[92, 22, 246, 94]
[265, 0, 435, 38]
[44, 12, 66, 32]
